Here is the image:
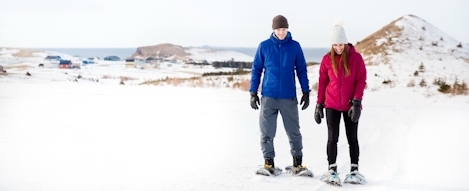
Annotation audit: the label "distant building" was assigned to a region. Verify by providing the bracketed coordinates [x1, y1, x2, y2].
[125, 59, 135, 68]
[104, 56, 120, 61]
[59, 60, 72, 69]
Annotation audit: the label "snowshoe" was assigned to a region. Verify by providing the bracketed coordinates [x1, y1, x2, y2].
[343, 171, 367, 184]
[343, 164, 367, 184]
[285, 165, 314, 177]
[256, 164, 282, 176]
[320, 164, 342, 187]
[321, 171, 342, 187]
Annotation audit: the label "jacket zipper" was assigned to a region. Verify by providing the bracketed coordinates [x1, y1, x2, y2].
[279, 43, 282, 98]
[338, 56, 343, 109]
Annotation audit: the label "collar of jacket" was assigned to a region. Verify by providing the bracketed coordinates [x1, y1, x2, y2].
[269, 31, 292, 45]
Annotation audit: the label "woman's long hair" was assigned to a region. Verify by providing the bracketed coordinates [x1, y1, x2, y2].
[329, 45, 350, 77]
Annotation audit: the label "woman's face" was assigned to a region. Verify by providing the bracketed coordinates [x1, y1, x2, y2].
[333, 44, 345, 55]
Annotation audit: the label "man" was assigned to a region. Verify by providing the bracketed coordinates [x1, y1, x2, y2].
[250, 15, 312, 177]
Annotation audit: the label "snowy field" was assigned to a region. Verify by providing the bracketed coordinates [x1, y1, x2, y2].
[1, 76, 469, 191]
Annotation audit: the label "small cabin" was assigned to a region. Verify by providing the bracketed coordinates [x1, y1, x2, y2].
[59, 60, 72, 69]
[125, 59, 135, 68]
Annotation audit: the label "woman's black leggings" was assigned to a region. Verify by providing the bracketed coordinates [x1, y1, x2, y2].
[326, 108, 360, 165]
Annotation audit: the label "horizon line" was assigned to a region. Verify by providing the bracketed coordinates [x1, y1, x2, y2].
[2, 46, 330, 49]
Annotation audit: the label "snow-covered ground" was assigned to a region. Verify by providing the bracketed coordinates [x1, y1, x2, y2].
[0, 80, 468, 191]
[0, 48, 468, 191]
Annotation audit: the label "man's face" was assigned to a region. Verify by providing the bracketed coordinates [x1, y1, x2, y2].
[274, 28, 288, 40]
[333, 44, 345, 55]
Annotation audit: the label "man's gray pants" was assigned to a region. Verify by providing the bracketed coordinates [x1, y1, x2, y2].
[259, 96, 303, 159]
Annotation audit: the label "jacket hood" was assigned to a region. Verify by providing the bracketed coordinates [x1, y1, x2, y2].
[347, 43, 357, 54]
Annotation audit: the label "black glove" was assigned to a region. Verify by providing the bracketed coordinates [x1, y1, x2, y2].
[314, 103, 324, 124]
[300, 92, 310, 110]
[348, 99, 361, 122]
[250, 92, 260, 110]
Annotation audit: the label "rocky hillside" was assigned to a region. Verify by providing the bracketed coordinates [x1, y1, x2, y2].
[355, 14, 469, 65]
[353, 14, 469, 94]
[130, 43, 253, 62]
[131, 43, 190, 60]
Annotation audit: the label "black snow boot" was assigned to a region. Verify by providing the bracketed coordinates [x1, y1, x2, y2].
[255, 157, 281, 176]
[293, 156, 302, 167]
[287, 156, 313, 177]
[264, 157, 274, 168]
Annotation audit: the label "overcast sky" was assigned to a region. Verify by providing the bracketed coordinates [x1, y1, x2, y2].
[1, 0, 468, 48]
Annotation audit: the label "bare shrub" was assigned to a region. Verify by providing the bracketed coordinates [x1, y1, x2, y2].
[451, 80, 468, 95]
[418, 63, 425, 72]
[407, 80, 415, 87]
[419, 79, 427, 87]
[433, 77, 445, 86]
[120, 76, 138, 81]
[432, 77, 468, 95]
[168, 78, 184, 86]
[193, 78, 204, 87]
[382, 79, 392, 85]
[438, 82, 451, 93]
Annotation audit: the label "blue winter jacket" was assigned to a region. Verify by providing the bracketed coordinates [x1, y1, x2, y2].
[249, 32, 310, 99]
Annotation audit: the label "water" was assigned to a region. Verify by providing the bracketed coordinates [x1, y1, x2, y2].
[38, 48, 136, 60]
[38, 47, 329, 63]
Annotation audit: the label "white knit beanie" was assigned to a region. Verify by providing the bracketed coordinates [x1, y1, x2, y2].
[331, 19, 347, 44]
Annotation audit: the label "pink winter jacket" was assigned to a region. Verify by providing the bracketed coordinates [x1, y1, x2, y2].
[317, 44, 367, 111]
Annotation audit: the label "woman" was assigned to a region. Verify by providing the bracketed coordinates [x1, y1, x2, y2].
[315, 20, 367, 186]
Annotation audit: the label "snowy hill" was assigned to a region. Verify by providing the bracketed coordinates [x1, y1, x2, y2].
[354, 14, 469, 95]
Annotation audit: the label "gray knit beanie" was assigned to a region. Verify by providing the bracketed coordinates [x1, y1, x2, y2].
[331, 19, 347, 44]
[272, 15, 289, 30]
